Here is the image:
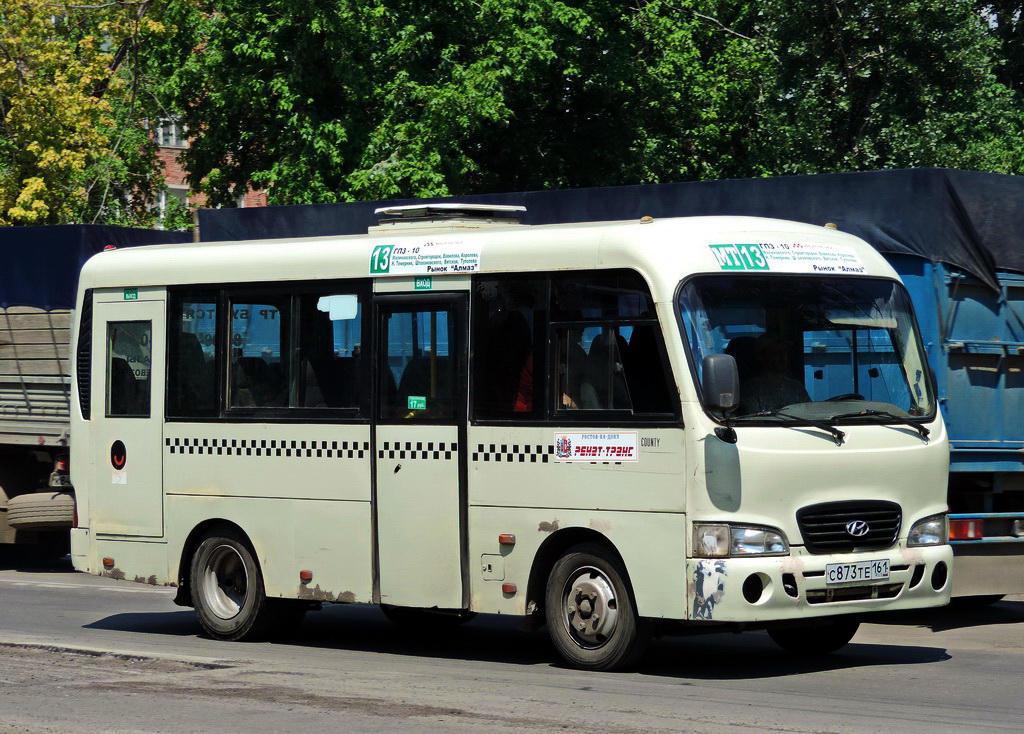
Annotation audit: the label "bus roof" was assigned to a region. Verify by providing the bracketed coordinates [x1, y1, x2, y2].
[78, 215, 898, 302]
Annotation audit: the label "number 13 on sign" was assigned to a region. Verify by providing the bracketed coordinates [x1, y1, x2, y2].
[370, 245, 394, 274]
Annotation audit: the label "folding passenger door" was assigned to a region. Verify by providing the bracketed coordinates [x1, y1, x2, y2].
[89, 289, 166, 537]
[374, 294, 467, 608]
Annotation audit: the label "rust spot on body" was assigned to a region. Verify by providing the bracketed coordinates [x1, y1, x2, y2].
[538, 520, 560, 533]
[589, 519, 612, 533]
[297, 584, 337, 602]
[103, 568, 126, 581]
[338, 591, 356, 603]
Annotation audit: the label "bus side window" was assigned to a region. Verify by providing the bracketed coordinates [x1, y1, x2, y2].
[472, 276, 546, 419]
[551, 271, 676, 417]
[229, 297, 290, 408]
[106, 321, 151, 418]
[299, 292, 364, 410]
[167, 293, 218, 418]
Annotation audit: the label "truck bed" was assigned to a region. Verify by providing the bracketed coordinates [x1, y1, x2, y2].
[0, 307, 72, 448]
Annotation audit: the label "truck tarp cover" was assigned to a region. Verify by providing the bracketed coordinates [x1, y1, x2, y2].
[198, 168, 1023, 291]
[0, 225, 189, 309]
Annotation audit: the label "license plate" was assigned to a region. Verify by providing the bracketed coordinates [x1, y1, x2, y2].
[825, 559, 890, 585]
[49, 474, 72, 488]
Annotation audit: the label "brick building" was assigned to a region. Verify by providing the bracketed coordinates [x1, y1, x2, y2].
[154, 118, 266, 225]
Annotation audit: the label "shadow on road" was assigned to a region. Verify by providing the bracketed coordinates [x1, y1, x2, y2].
[85, 610, 204, 637]
[871, 598, 1024, 633]
[0, 547, 74, 573]
[82, 602, 951, 679]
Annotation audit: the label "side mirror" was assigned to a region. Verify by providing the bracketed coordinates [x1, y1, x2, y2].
[701, 354, 740, 413]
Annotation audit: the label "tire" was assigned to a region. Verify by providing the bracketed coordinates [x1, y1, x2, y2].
[190, 528, 276, 641]
[6, 491, 74, 529]
[544, 543, 650, 671]
[380, 605, 477, 629]
[768, 619, 860, 656]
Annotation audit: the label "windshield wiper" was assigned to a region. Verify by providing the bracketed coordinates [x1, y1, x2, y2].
[735, 410, 846, 446]
[829, 409, 930, 440]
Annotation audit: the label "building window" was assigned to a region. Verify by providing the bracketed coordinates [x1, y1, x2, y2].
[155, 117, 188, 148]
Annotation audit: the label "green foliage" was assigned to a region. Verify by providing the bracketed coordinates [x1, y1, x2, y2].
[159, 1, 776, 204]
[0, 0, 175, 226]
[753, 0, 1023, 174]
[6, 1, 1024, 221]
[162, 0, 1024, 205]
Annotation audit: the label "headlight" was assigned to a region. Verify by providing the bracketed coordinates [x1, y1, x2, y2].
[907, 513, 948, 546]
[693, 523, 789, 557]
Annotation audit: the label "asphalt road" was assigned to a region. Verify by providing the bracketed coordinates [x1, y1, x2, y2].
[0, 550, 1022, 733]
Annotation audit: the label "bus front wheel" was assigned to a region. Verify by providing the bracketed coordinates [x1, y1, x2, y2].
[190, 529, 275, 641]
[545, 543, 650, 671]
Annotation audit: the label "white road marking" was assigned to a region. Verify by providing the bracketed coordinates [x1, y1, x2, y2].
[0, 577, 175, 594]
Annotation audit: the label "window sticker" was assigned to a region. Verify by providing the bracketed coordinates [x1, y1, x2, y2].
[709, 243, 865, 274]
[316, 294, 359, 320]
[553, 432, 638, 462]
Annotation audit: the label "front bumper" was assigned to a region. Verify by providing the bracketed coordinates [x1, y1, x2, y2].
[687, 543, 953, 622]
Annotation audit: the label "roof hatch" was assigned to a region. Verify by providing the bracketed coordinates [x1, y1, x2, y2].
[369, 203, 527, 232]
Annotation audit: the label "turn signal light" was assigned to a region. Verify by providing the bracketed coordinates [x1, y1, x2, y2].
[498, 534, 516, 545]
[299, 570, 313, 583]
[949, 519, 984, 540]
[501, 583, 517, 595]
[102, 557, 115, 568]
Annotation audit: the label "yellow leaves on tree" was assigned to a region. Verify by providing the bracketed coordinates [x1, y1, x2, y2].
[0, 1, 169, 225]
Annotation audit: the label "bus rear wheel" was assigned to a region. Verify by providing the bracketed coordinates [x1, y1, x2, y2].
[545, 543, 650, 671]
[190, 529, 275, 641]
[768, 619, 860, 656]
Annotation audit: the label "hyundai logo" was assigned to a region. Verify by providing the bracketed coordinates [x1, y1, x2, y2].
[846, 520, 870, 537]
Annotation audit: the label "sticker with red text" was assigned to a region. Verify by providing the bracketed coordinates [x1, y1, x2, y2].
[554, 432, 638, 463]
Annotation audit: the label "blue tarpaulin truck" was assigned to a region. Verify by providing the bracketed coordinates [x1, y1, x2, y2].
[198, 168, 1024, 599]
[0, 225, 188, 556]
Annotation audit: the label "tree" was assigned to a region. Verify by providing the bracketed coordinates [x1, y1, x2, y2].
[158, 0, 774, 205]
[159, 1, 1024, 207]
[0, 1, 174, 226]
[750, 0, 1023, 174]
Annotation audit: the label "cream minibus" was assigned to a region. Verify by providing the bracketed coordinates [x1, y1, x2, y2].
[70, 204, 952, 670]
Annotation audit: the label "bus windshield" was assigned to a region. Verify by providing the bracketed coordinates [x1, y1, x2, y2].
[678, 275, 935, 421]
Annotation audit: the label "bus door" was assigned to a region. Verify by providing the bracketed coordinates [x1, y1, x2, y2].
[374, 294, 467, 608]
[90, 294, 166, 537]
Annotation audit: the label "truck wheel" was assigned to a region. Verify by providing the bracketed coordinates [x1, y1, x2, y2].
[545, 543, 650, 671]
[6, 491, 75, 529]
[768, 619, 860, 655]
[190, 528, 275, 641]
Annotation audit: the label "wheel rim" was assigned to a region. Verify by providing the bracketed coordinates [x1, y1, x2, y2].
[201, 543, 248, 620]
[561, 565, 620, 649]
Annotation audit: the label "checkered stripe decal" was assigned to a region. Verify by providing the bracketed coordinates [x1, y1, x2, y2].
[166, 437, 368, 459]
[472, 443, 554, 463]
[378, 442, 457, 460]
[471, 443, 623, 465]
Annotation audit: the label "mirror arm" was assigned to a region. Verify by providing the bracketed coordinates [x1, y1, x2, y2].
[714, 416, 737, 444]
